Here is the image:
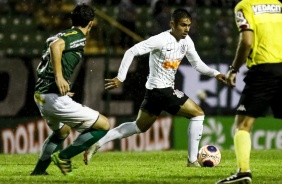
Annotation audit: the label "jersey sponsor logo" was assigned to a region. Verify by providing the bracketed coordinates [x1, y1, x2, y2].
[70, 39, 86, 48]
[64, 30, 78, 36]
[71, 38, 86, 44]
[235, 10, 250, 29]
[163, 59, 181, 69]
[70, 42, 85, 48]
[70, 38, 86, 48]
[252, 4, 282, 15]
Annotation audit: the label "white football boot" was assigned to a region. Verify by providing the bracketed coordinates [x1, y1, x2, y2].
[187, 160, 201, 167]
[83, 142, 100, 165]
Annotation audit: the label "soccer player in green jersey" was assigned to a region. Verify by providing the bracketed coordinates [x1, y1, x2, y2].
[216, 0, 282, 183]
[30, 4, 110, 175]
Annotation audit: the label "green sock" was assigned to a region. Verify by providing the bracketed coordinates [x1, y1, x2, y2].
[31, 133, 66, 174]
[31, 159, 52, 175]
[59, 130, 108, 159]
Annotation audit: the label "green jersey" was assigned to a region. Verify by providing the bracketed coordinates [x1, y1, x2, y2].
[35, 27, 86, 94]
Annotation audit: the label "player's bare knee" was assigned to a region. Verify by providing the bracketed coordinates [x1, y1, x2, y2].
[238, 123, 252, 132]
[102, 116, 110, 130]
[98, 119, 110, 131]
[193, 108, 205, 117]
[197, 110, 205, 117]
[92, 114, 110, 130]
[102, 121, 110, 130]
[55, 125, 71, 138]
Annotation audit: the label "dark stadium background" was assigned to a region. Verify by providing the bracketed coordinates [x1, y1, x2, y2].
[0, 0, 240, 117]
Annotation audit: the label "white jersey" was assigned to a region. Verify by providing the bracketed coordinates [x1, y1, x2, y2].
[117, 30, 220, 89]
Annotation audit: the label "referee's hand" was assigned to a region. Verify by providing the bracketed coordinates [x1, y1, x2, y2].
[226, 70, 236, 88]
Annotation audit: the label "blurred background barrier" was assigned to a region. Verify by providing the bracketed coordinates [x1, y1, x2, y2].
[0, 57, 246, 117]
[1, 116, 282, 154]
[0, 1, 241, 117]
[174, 117, 282, 151]
[0, 1, 239, 58]
[0, 116, 172, 154]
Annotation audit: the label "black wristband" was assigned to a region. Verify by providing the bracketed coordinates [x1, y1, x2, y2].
[229, 65, 239, 73]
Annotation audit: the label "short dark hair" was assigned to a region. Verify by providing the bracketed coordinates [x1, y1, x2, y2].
[71, 4, 95, 27]
[171, 8, 192, 25]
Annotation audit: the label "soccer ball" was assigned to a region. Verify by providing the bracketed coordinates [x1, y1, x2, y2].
[198, 145, 221, 167]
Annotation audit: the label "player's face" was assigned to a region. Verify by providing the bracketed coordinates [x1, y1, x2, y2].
[170, 18, 191, 40]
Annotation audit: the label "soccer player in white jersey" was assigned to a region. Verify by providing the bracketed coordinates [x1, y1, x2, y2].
[84, 8, 226, 166]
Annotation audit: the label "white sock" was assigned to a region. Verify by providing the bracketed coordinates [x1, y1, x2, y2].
[98, 121, 141, 147]
[188, 115, 204, 163]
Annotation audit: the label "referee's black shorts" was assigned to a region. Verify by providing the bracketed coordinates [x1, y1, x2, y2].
[236, 63, 282, 119]
[140, 87, 189, 116]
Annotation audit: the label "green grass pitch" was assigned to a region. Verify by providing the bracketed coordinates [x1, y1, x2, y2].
[0, 150, 281, 184]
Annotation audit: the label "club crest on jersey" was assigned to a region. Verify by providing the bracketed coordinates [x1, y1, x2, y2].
[173, 89, 184, 98]
[180, 44, 186, 54]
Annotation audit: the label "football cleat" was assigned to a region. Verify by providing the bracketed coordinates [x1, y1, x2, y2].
[187, 160, 201, 167]
[30, 171, 49, 176]
[216, 171, 252, 183]
[51, 152, 72, 175]
[83, 142, 100, 165]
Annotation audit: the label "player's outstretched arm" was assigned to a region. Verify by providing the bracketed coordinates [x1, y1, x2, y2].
[105, 77, 122, 90]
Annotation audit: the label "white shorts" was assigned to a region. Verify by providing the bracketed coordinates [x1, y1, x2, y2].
[34, 93, 99, 133]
